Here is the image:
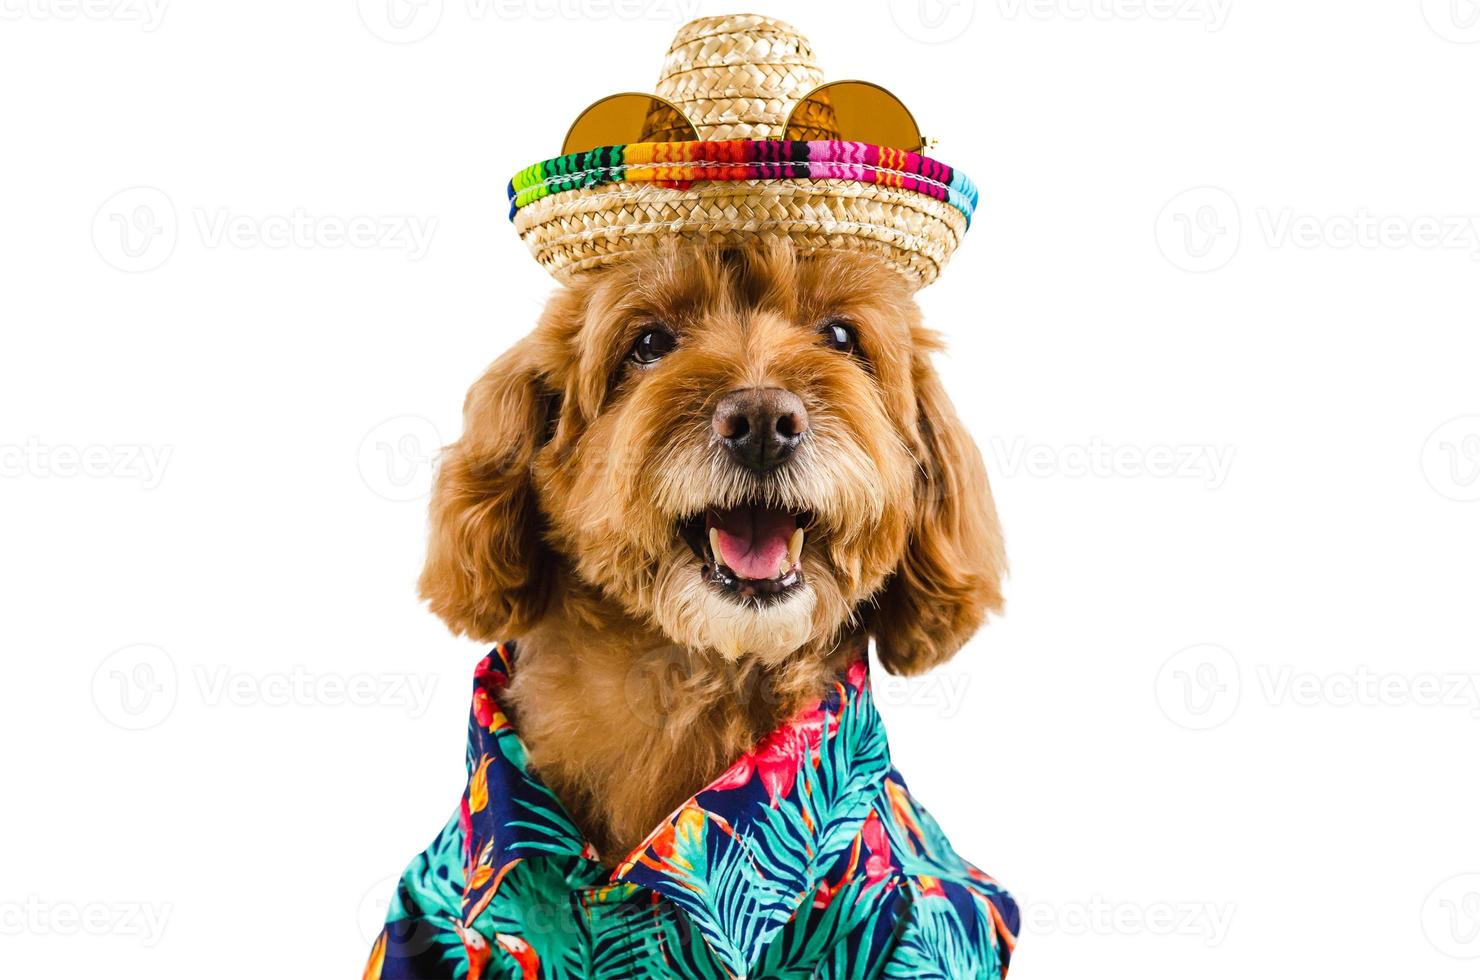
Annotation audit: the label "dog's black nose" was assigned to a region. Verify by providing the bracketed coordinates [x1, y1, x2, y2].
[712, 387, 809, 474]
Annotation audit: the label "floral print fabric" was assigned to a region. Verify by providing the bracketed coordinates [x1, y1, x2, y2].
[364, 644, 1017, 979]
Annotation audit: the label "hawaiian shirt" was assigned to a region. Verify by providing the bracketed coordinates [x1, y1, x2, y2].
[364, 643, 1018, 979]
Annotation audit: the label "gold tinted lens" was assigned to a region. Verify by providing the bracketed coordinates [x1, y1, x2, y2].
[784, 80, 923, 151]
[561, 93, 700, 155]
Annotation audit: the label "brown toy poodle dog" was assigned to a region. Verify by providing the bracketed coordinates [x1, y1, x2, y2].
[419, 240, 1004, 862]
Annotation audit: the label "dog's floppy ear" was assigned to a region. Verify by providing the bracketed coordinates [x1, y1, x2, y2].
[869, 342, 1005, 675]
[419, 340, 555, 641]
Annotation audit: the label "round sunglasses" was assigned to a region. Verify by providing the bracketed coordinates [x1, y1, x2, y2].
[561, 80, 930, 156]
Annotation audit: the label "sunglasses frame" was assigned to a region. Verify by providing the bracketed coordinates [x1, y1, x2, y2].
[561, 91, 700, 156]
[781, 79, 927, 153]
[562, 81, 930, 156]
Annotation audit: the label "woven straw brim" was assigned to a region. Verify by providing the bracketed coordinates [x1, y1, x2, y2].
[514, 179, 968, 288]
[512, 15, 976, 288]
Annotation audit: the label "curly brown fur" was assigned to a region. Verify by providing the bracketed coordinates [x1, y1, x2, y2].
[419, 241, 1005, 861]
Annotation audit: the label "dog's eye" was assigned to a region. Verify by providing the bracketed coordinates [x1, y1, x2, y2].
[629, 327, 677, 365]
[818, 319, 857, 355]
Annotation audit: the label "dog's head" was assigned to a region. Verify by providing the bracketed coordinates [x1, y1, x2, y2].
[419, 242, 1003, 674]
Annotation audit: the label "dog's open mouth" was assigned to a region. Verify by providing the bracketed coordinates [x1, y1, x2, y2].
[679, 505, 809, 603]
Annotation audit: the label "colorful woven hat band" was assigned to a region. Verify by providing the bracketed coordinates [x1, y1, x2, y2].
[507, 14, 978, 289]
[508, 140, 978, 224]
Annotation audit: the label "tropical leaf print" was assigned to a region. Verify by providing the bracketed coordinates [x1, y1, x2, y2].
[374, 812, 474, 979]
[624, 803, 793, 971]
[364, 648, 1016, 979]
[880, 881, 1003, 980]
[755, 869, 907, 979]
[471, 855, 601, 979]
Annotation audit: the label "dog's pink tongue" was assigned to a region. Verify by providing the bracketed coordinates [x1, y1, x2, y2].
[710, 506, 795, 580]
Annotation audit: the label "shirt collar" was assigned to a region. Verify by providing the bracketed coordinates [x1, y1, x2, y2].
[456, 643, 891, 975]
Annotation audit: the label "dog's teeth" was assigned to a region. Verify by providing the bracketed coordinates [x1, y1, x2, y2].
[708, 528, 722, 564]
[787, 526, 804, 567]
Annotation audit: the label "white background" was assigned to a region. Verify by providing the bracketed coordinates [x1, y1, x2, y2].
[2, 1, 1478, 977]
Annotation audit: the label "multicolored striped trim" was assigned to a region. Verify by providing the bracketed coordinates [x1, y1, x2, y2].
[507, 140, 979, 226]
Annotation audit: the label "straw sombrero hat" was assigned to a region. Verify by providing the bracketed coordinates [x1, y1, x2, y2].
[507, 14, 977, 289]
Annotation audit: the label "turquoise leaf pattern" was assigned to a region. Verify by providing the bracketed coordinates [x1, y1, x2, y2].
[364, 648, 1018, 980]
